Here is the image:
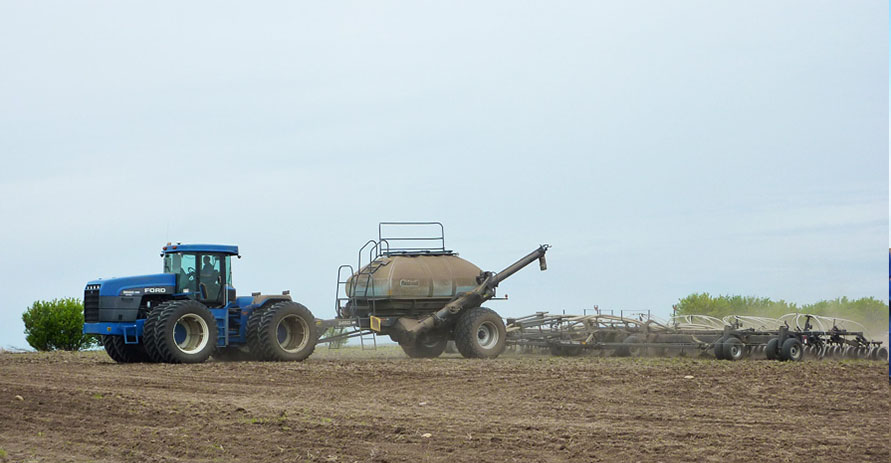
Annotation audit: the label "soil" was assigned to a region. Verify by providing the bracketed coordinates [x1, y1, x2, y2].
[0, 348, 888, 462]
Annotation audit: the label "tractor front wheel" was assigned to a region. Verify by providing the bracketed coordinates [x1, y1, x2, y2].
[154, 300, 217, 363]
[102, 335, 149, 363]
[454, 307, 506, 359]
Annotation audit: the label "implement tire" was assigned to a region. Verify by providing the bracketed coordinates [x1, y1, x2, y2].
[765, 338, 779, 361]
[256, 301, 317, 362]
[714, 336, 727, 360]
[722, 337, 746, 361]
[154, 300, 217, 364]
[780, 338, 803, 362]
[454, 307, 506, 359]
[102, 335, 149, 363]
[400, 333, 447, 358]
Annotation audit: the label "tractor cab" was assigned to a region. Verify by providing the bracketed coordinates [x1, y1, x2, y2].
[161, 243, 239, 307]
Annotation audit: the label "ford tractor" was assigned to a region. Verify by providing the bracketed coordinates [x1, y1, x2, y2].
[82, 243, 318, 363]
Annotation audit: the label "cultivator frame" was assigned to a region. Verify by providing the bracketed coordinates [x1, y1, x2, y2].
[505, 312, 888, 361]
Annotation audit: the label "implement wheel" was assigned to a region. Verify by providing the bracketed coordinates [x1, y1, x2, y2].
[400, 333, 447, 358]
[454, 307, 506, 359]
[722, 336, 746, 361]
[714, 337, 727, 360]
[765, 338, 779, 360]
[780, 338, 803, 362]
[257, 301, 317, 361]
[154, 300, 217, 363]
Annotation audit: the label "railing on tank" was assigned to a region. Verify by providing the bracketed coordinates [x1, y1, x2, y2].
[378, 221, 446, 255]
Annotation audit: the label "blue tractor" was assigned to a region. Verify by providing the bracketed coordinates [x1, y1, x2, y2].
[82, 243, 318, 363]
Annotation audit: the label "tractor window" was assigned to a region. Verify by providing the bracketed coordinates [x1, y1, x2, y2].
[224, 256, 233, 286]
[198, 254, 224, 304]
[164, 253, 198, 294]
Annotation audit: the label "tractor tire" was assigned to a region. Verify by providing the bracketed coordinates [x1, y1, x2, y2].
[102, 335, 149, 363]
[780, 338, 803, 362]
[722, 336, 746, 361]
[245, 306, 269, 360]
[153, 300, 217, 364]
[256, 301, 317, 362]
[400, 333, 448, 358]
[765, 338, 779, 360]
[142, 301, 175, 363]
[454, 307, 507, 359]
[713, 337, 727, 360]
[101, 335, 127, 362]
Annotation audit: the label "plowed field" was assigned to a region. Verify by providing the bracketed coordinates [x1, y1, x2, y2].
[0, 348, 887, 462]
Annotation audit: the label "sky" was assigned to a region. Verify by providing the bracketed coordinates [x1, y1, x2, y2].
[0, 1, 887, 349]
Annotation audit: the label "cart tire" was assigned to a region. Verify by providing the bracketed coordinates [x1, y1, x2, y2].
[780, 338, 803, 362]
[400, 333, 447, 358]
[765, 338, 779, 361]
[454, 307, 507, 359]
[722, 336, 746, 361]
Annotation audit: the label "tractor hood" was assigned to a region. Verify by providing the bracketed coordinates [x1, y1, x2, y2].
[87, 274, 176, 297]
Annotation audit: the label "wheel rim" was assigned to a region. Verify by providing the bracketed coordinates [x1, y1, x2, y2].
[729, 344, 742, 359]
[789, 344, 801, 360]
[476, 321, 500, 349]
[276, 314, 309, 353]
[172, 314, 209, 355]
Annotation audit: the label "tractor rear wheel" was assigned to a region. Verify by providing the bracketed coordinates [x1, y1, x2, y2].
[722, 336, 746, 361]
[256, 301, 317, 362]
[454, 307, 507, 359]
[780, 338, 803, 362]
[153, 300, 217, 363]
[102, 335, 149, 363]
[400, 333, 447, 358]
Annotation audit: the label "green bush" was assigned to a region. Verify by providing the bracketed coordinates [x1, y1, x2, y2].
[21, 298, 97, 351]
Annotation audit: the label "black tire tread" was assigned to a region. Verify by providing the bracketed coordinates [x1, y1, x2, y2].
[256, 301, 317, 362]
[101, 335, 127, 363]
[154, 300, 216, 364]
[142, 301, 175, 363]
[454, 307, 506, 359]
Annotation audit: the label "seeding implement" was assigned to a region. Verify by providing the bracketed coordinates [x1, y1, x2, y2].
[505, 311, 888, 361]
